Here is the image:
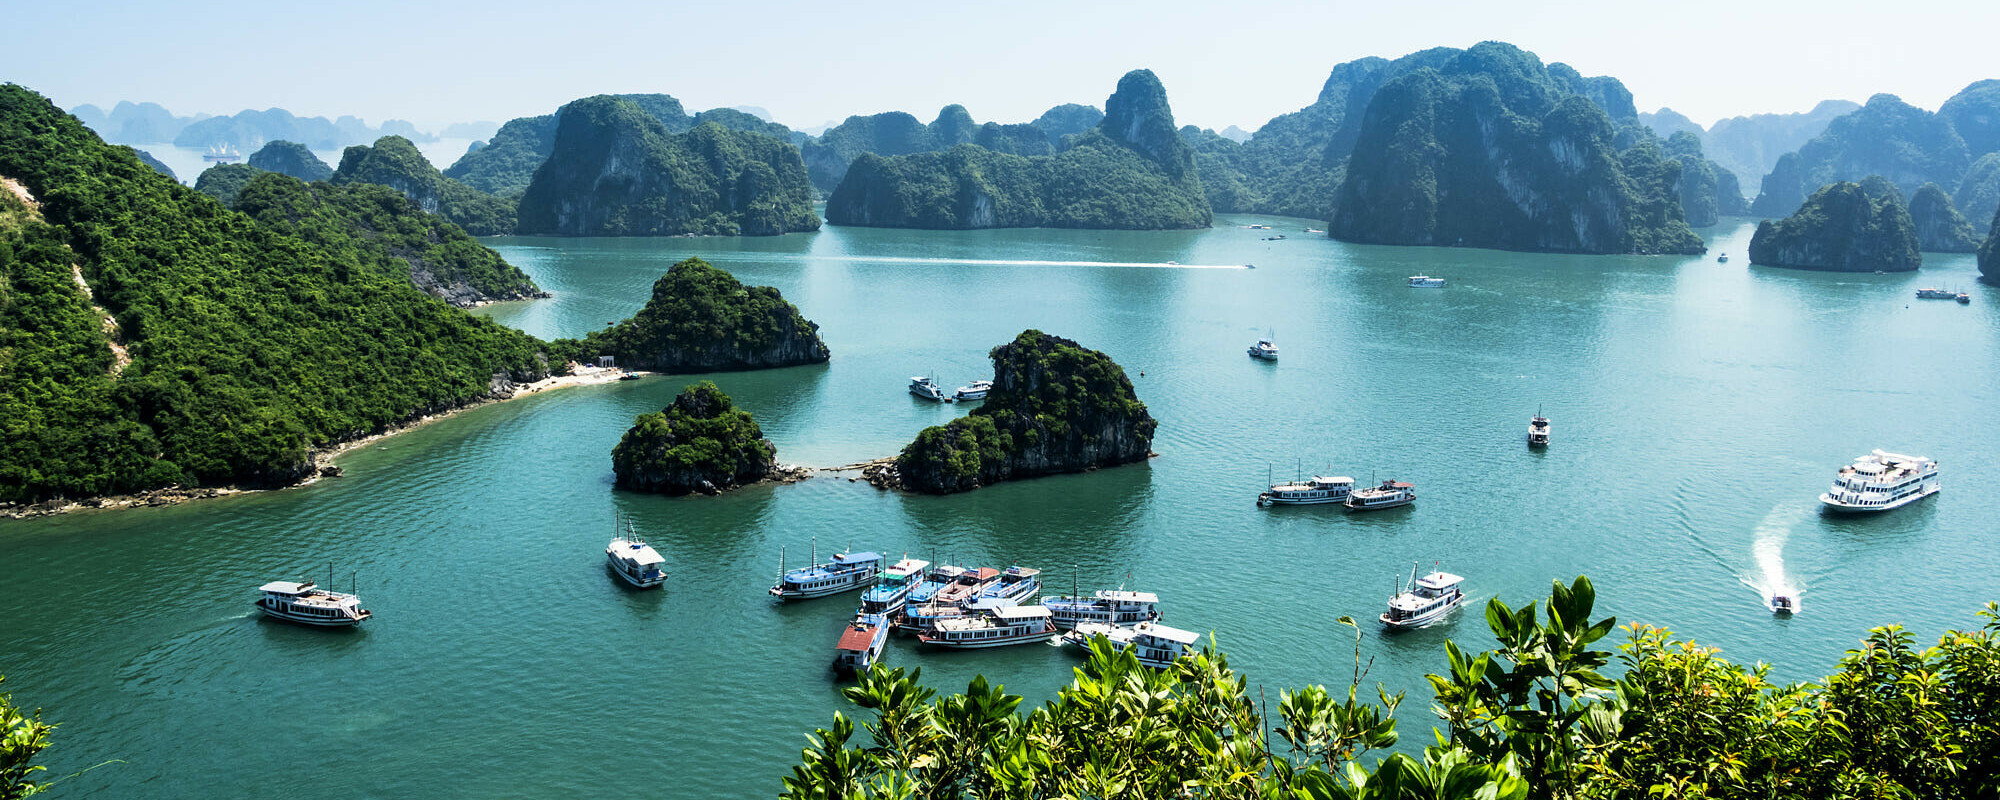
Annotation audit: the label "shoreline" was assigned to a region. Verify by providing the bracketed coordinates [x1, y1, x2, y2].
[0, 364, 647, 521]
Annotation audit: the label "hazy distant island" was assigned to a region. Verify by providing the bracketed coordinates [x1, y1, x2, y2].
[612, 381, 780, 495]
[1750, 86, 2000, 221]
[68, 100, 440, 150]
[881, 330, 1155, 494]
[1641, 100, 1859, 194]
[1749, 176, 1921, 272]
[825, 70, 1210, 231]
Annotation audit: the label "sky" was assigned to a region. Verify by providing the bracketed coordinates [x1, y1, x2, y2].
[10, 0, 1998, 135]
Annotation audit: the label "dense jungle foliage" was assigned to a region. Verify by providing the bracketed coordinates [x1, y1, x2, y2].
[1749, 177, 1922, 271]
[331, 135, 517, 235]
[610, 380, 776, 494]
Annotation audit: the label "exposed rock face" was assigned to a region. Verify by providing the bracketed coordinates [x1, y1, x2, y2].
[332, 135, 516, 235]
[825, 70, 1210, 231]
[611, 381, 775, 495]
[1751, 94, 1971, 218]
[1981, 208, 2000, 284]
[1749, 177, 1921, 272]
[893, 330, 1155, 494]
[1330, 43, 1705, 255]
[1909, 183, 1980, 252]
[514, 96, 819, 236]
[1664, 132, 1749, 226]
[567, 257, 828, 371]
[248, 140, 333, 182]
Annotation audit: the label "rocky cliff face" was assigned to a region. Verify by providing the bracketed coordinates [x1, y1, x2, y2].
[248, 140, 333, 182]
[893, 331, 1155, 494]
[564, 257, 829, 372]
[611, 381, 776, 495]
[1980, 209, 2000, 284]
[514, 96, 819, 236]
[1330, 44, 1705, 255]
[1664, 132, 1749, 227]
[1909, 183, 1980, 252]
[1749, 178, 1921, 271]
[1100, 70, 1195, 180]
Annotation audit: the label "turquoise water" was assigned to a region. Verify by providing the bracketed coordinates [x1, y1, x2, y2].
[3, 216, 1996, 797]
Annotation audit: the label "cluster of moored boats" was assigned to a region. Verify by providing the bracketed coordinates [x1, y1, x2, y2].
[908, 375, 992, 402]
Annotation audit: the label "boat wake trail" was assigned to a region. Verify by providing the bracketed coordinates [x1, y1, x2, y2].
[1742, 502, 1806, 609]
[832, 255, 1248, 270]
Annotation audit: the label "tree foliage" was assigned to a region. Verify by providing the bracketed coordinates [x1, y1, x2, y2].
[611, 380, 775, 494]
[1749, 177, 1922, 271]
[549, 256, 827, 372]
[331, 135, 516, 235]
[245, 140, 333, 182]
[0, 676, 53, 800]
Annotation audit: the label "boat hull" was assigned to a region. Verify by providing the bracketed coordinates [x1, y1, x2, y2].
[1379, 596, 1464, 629]
[1345, 497, 1414, 511]
[1817, 485, 1938, 514]
[607, 562, 666, 589]
[255, 599, 369, 627]
[917, 630, 1053, 649]
[770, 575, 880, 601]
[1258, 494, 1346, 506]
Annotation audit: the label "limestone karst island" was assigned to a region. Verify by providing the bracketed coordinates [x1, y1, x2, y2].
[5, 3, 2000, 798]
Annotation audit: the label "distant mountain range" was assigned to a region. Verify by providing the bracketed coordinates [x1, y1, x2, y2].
[68, 101, 490, 152]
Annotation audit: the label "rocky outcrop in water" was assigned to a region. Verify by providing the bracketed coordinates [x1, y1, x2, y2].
[1909, 183, 1980, 252]
[559, 257, 828, 371]
[513, 96, 819, 236]
[890, 330, 1155, 494]
[248, 140, 333, 182]
[1749, 177, 1920, 272]
[611, 381, 776, 495]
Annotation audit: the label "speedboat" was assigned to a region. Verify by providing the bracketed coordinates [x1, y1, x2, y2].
[1247, 337, 1279, 360]
[1258, 475, 1352, 506]
[1380, 567, 1465, 629]
[1958, 292, 1971, 304]
[1769, 594, 1799, 616]
[255, 578, 372, 627]
[832, 613, 892, 675]
[909, 376, 950, 402]
[1819, 450, 1939, 513]
[952, 379, 993, 401]
[1717, 253, 1729, 263]
[1408, 275, 1445, 288]
[1345, 479, 1416, 511]
[769, 546, 884, 600]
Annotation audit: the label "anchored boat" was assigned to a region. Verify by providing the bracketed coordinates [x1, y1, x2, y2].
[1380, 566, 1466, 628]
[1346, 479, 1416, 511]
[1248, 336, 1279, 360]
[896, 567, 1003, 633]
[1408, 275, 1445, 288]
[978, 566, 1042, 605]
[1258, 474, 1353, 506]
[832, 613, 892, 675]
[953, 379, 993, 401]
[1060, 621, 1200, 668]
[1528, 411, 1550, 447]
[909, 376, 951, 402]
[1043, 589, 1160, 630]
[255, 571, 371, 627]
[1818, 450, 1939, 513]
[769, 543, 884, 600]
[917, 604, 1056, 649]
[1916, 287, 1957, 300]
[858, 558, 931, 616]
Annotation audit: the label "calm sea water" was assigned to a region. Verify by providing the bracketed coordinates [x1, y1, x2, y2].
[3, 216, 1995, 798]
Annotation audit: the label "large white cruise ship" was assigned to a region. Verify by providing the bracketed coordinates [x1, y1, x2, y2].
[1819, 450, 1939, 513]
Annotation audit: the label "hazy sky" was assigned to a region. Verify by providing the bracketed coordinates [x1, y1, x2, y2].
[13, 0, 1997, 134]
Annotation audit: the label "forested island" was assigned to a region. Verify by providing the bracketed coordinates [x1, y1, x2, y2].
[611, 381, 779, 495]
[246, 140, 333, 182]
[1749, 177, 1921, 271]
[552, 257, 828, 372]
[884, 330, 1155, 494]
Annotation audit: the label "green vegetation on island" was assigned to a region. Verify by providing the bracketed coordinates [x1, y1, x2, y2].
[192, 162, 262, 205]
[1751, 93, 1973, 218]
[1909, 182, 1980, 252]
[1329, 43, 1705, 254]
[781, 578, 2000, 800]
[1698, 99, 1860, 193]
[1749, 177, 1921, 271]
[892, 330, 1155, 494]
[171, 106, 433, 150]
[232, 172, 545, 305]
[825, 70, 1210, 231]
[1959, 153, 2000, 233]
[0, 84, 556, 504]
[1981, 207, 2000, 284]
[246, 140, 333, 182]
[553, 257, 828, 372]
[124, 147, 175, 181]
[332, 135, 516, 235]
[1, 675, 53, 798]
[611, 381, 776, 495]
[514, 95, 820, 236]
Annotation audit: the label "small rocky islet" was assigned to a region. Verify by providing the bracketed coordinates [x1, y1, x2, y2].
[611, 381, 784, 495]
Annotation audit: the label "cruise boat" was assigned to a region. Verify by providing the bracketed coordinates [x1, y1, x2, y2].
[1258, 475, 1352, 506]
[1408, 275, 1446, 288]
[917, 605, 1056, 649]
[1345, 479, 1416, 511]
[605, 522, 667, 589]
[254, 578, 372, 627]
[896, 567, 1002, 633]
[1247, 336, 1279, 360]
[1818, 450, 1940, 513]
[978, 566, 1042, 605]
[202, 144, 242, 162]
[1528, 413, 1550, 447]
[1916, 287, 1957, 300]
[909, 376, 950, 402]
[1380, 567, 1466, 629]
[952, 379, 993, 401]
[858, 558, 930, 615]
[1061, 621, 1200, 668]
[1768, 593, 1799, 616]
[769, 546, 884, 600]
[1043, 589, 1160, 629]
[832, 613, 891, 675]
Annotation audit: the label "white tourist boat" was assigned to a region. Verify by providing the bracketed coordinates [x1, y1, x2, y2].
[769, 544, 884, 600]
[1408, 275, 1446, 288]
[1528, 413, 1550, 447]
[953, 379, 993, 401]
[605, 526, 667, 589]
[1043, 588, 1160, 629]
[1061, 620, 1200, 668]
[1248, 336, 1279, 360]
[1380, 566, 1466, 628]
[896, 567, 1003, 633]
[1346, 479, 1416, 511]
[1818, 450, 1940, 513]
[1916, 287, 1957, 300]
[1258, 474, 1353, 506]
[858, 558, 930, 615]
[978, 566, 1042, 605]
[832, 613, 891, 675]
[254, 577, 372, 627]
[909, 376, 950, 402]
[917, 604, 1056, 649]
[202, 144, 242, 162]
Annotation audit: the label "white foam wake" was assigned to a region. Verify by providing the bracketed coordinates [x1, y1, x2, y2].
[1746, 502, 1804, 610]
